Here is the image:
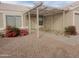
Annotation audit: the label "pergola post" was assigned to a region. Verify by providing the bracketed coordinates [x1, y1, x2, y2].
[36, 8, 39, 38]
[63, 10, 65, 31]
[28, 12, 31, 34]
[73, 11, 75, 26]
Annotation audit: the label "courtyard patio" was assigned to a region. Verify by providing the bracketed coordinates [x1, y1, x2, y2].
[0, 31, 79, 57]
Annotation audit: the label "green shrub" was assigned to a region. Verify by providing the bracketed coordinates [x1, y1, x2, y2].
[5, 26, 29, 37]
[64, 26, 77, 35]
[12, 27, 20, 36]
[0, 33, 4, 38]
[5, 26, 20, 37]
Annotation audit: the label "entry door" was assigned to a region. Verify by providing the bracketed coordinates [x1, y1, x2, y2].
[75, 13, 79, 32]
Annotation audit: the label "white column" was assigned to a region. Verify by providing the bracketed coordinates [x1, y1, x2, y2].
[3, 14, 6, 29]
[28, 12, 31, 34]
[73, 11, 75, 26]
[21, 15, 24, 28]
[36, 8, 39, 38]
[63, 10, 65, 31]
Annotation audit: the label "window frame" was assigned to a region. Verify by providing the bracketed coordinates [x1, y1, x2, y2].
[6, 15, 22, 28]
[39, 16, 44, 26]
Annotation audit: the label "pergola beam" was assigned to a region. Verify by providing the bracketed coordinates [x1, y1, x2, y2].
[25, 2, 43, 15]
[30, 6, 47, 15]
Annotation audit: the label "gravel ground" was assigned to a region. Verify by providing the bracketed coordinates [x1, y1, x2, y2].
[0, 32, 79, 58]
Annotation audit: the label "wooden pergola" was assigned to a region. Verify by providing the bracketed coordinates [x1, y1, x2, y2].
[25, 2, 69, 38]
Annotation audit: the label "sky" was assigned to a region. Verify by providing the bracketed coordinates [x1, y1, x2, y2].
[1, 1, 74, 8]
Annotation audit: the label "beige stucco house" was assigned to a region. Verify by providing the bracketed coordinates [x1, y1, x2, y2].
[0, 3, 30, 31]
[1, 2, 79, 37]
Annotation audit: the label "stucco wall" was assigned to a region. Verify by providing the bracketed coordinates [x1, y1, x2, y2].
[0, 13, 4, 29]
[72, 6, 79, 33]
[31, 16, 37, 29]
[0, 3, 30, 30]
[64, 11, 73, 27]
[53, 13, 63, 32]
[25, 15, 37, 29]
[44, 13, 63, 32]
[43, 11, 73, 32]
[75, 14, 79, 32]
[43, 15, 52, 31]
[0, 10, 28, 30]
[23, 15, 28, 28]
[25, 15, 46, 30]
[24, 10, 73, 33]
[0, 10, 72, 32]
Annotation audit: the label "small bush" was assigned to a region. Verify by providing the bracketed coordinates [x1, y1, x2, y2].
[12, 27, 20, 36]
[5, 26, 20, 37]
[64, 26, 77, 35]
[0, 33, 4, 38]
[20, 29, 29, 36]
[5, 26, 29, 37]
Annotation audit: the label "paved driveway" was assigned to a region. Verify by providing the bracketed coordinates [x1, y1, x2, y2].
[0, 32, 79, 58]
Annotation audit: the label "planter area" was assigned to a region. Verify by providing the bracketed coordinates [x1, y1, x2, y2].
[0, 26, 29, 38]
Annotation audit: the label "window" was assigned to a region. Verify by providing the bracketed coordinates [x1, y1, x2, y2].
[39, 16, 43, 25]
[6, 15, 21, 27]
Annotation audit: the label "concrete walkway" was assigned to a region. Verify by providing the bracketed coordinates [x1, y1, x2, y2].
[45, 32, 79, 46]
[0, 32, 79, 57]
